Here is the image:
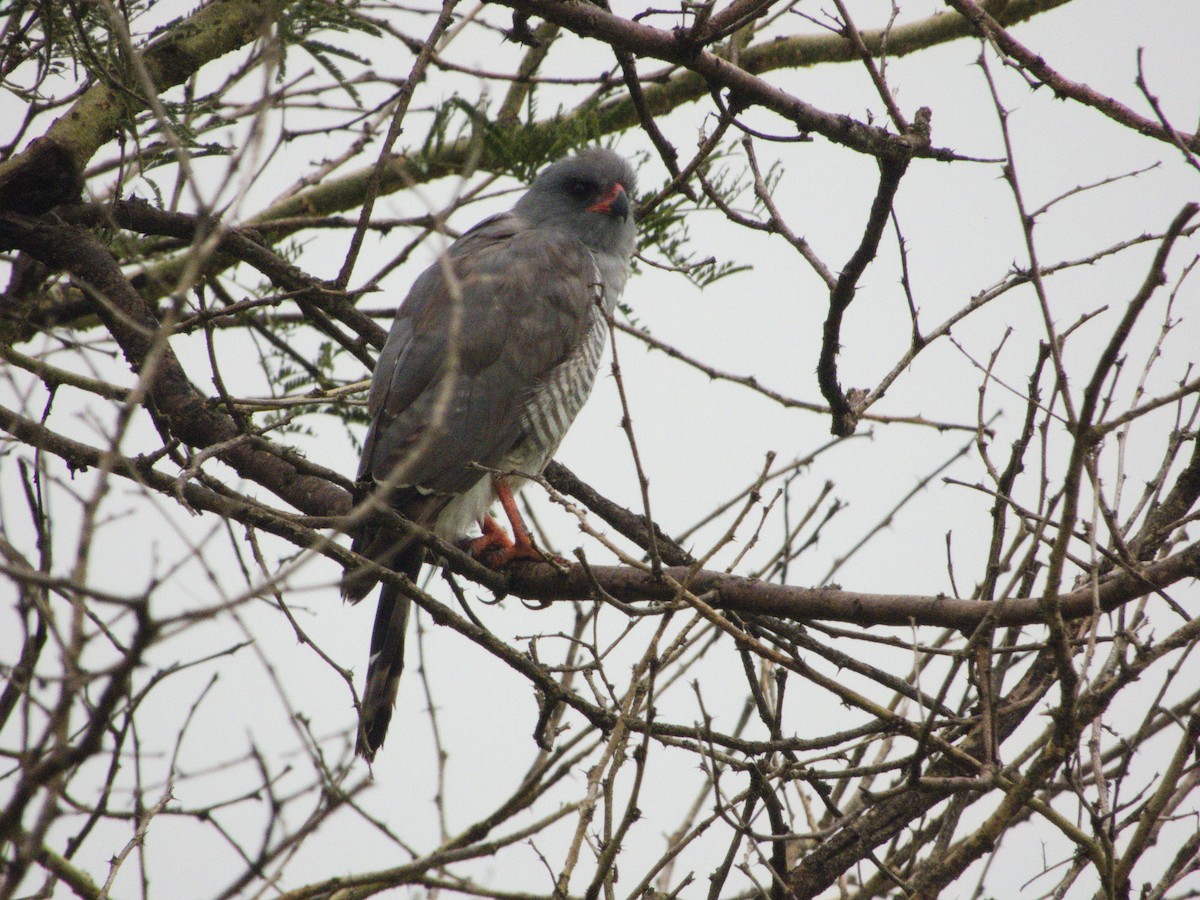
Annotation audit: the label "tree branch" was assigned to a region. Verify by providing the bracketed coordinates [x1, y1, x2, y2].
[0, 211, 351, 517]
[0, 0, 292, 213]
[945, 0, 1200, 151]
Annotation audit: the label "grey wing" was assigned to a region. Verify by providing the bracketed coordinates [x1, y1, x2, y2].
[361, 215, 601, 501]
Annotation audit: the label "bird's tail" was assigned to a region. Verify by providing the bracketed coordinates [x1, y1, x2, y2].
[350, 541, 425, 762]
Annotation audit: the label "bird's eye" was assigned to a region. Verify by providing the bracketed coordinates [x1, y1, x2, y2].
[566, 178, 593, 199]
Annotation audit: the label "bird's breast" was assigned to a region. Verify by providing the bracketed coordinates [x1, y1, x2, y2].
[514, 302, 609, 474]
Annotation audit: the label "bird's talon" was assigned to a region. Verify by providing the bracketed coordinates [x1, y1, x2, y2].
[480, 541, 545, 569]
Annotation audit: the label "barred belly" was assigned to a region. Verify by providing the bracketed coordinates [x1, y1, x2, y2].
[430, 303, 609, 538]
[515, 301, 609, 474]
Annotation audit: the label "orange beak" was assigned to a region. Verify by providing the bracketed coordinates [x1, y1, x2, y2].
[588, 183, 631, 219]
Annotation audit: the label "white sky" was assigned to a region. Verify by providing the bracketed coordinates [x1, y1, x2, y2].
[2, 1, 1199, 896]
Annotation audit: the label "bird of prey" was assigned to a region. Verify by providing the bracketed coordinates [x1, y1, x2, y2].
[342, 149, 637, 761]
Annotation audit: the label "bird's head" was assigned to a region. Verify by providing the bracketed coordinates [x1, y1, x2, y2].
[516, 148, 637, 259]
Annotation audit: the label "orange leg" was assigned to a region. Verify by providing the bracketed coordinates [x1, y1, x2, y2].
[468, 514, 513, 557]
[468, 479, 544, 568]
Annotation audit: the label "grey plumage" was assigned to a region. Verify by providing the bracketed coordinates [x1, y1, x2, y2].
[344, 149, 637, 760]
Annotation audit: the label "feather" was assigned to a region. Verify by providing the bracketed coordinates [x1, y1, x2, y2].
[343, 149, 637, 760]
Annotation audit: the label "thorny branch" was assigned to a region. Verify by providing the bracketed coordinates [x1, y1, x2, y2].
[2, 2, 1198, 899]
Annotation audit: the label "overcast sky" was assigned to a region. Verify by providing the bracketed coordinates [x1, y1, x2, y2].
[2, 1, 1199, 896]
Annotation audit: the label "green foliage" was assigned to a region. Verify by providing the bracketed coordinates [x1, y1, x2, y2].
[256, 321, 348, 439]
[637, 193, 749, 290]
[278, 0, 384, 45]
[745, 154, 784, 218]
[483, 91, 610, 182]
[297, 38, 369, 107]
[406, 90, 614, 187]
[409, 95, 486, 180]
[227, 243, 369, 442]
[276, 1, 383, 106]
[0, 0, 149, 87]
[636, 148, 752, 291]
[135, 138, 231, 173]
